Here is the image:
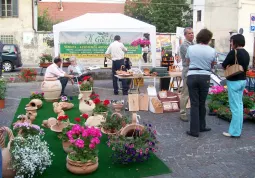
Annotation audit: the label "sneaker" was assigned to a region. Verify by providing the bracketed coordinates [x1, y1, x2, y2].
[223, 132, 231, 137]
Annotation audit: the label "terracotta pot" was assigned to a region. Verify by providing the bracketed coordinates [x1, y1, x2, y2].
[26, 99, 43, 109]
[25, 107, 37, 123]
[58, 102, 74, 110]
[80, 90, 93, 100]
[93, 112, 108, 118]
[0, 127, 16, 178]
[41, 80, 62, 101]
[85, 115, 105, 128]
[79, 99, 95, 116]
[62, 141, 72, 153]
[39, 63, 52, 68]
[66, 155, 98, 174]
[0, 99, 5, 109]
[101, 127, 118, 135]
[112, 103, 124, 112]
[50, 121, 68, 133]
[120, 114, 144, 136]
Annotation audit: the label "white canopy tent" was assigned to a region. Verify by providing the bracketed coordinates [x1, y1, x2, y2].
[53, 13, 157, 67]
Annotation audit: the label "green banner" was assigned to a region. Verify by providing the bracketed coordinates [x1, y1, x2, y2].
[59, 32, 143, 59]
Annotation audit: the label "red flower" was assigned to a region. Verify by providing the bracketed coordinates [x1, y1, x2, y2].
[93, 98, 101, 104]
[75, 117, 81, 122]
[58, 115, 68, 121]
[78, 81, 82, 85]
[103, 100, 110, 106]
[82, 114, 89, 119]
[248, 92, 254, 97]
[213, 109, 218, 113]
[83, 76, 90, 81]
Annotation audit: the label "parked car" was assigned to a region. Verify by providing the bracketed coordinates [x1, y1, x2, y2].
[1, 44, 22, 72]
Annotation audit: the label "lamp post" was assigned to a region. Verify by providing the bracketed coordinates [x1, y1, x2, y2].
[229, 31, 236, 51]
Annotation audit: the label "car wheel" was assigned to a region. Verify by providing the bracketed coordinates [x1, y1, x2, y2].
[2, 61, 13, 72]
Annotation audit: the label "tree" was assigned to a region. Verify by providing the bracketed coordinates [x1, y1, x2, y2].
[38, 9, 61, 32]
[125, 0, 193, 33]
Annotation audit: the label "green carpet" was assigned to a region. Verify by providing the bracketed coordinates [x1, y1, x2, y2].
[12, 98, 171, 178]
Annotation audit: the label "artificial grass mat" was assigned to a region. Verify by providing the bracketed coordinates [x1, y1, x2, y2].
[12, 98, 171, 178]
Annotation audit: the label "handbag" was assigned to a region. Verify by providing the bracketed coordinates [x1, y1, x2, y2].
[224, 49, 244, 78]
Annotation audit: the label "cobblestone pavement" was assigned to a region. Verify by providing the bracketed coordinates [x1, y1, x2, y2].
[1, 81, 255, 178]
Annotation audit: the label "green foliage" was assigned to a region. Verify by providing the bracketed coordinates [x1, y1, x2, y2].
[101, 112, 130, 132]
[58, 125, 73, 142]
[208, 101, 222, 112]
[30, 92, 44, 100]
[125, 0, 192, 32]
[80, 82, 92, 91]
[217, 106, 232, 121]
[208, 92, 229, 106]
[0, 78, 6, 100]
[243, 95, 255, 109]
[38, 9, 61, 31]
[39, 53, 53, 63]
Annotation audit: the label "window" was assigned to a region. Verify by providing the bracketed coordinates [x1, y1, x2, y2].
[0, 0, 18, 17]
[0, 35, 14, 44]
[197, 10, 202, 22]
[2, 45, 14, 53]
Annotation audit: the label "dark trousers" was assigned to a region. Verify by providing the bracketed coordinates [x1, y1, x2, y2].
[58, 77, 69, 95]
[143, 53, 148, 63]
[187, 75, 210, 135]
[112, 59, 129, 95]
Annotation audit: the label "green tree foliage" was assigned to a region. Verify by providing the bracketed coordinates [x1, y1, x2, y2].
[125, 0, 193, 32]
[38, 9, 61, 31]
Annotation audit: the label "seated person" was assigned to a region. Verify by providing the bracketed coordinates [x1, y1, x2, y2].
[45, 57, 74, 96]
[67, 56, 92, 82]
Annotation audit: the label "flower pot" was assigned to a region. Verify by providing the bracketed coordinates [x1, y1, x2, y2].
[112, 103, 124, 112]
[26, 99, 43, 109]
[101, 127, 118, 135]
[62, 141, 72, 153]
[66, 155, 98, 174]
[1, 127, 16, 178]
[0, 99, 5, 109]
[58, 102, 74, 110]
[50, 121, 68, 133]
[93, 112, 107, 118]
[79, 99, 95, 116]
[41, 80, 62, 101]
[39, 63, 52, 68]
[80, 90, 93, 100]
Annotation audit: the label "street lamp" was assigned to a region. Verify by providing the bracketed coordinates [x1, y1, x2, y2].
[229, 30, 237, 51]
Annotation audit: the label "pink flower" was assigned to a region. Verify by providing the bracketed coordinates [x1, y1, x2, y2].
[82, 130, 89, 137]
[146, 148, 149, 151]
[72, 124, 82, 134]
[107, 142, 111, 147]
[129, 144, 134, 148]
[70, 139, 75, 144]
[89, 143, 96, 149]
[91, 137, 100, 145]
[75, 139, 84, 148]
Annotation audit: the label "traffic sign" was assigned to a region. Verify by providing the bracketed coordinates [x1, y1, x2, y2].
[251, 14, 255, 33]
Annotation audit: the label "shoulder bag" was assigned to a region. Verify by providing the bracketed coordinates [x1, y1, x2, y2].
[224, 49, 244, 78]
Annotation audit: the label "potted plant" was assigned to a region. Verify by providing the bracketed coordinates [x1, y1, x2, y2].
[18, 68, 37, 82]
[10, 135, 53, 178]
[101, 112, 129, 135]
[79, 76, 93, 100]
[58, 114, 88, 153]
[107, 124, 158, 164]
[50, 115, 69, 132]
[63, 58, 71, 67]
[39, 53, 53, 67]
[13, 122, 44, 137]
[66, 124, 102, 174]
[112, 100, 124, 112]
[93, 98, 110, 116]
[0, 77, 7, 109]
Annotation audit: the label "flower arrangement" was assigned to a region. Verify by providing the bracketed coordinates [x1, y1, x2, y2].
[107, 124, 158, 164]
[93, 98, 110, 113]
[60, 95, 73, 102]
[10, 135, 53, 178]
[30, 91, 44, 100]
[131, 38, 150, 47]
[0, 77, 7, 100]
[58, 114, 89, 142]
[101, 112, 129, 133]
[58, 115, 69, 122]
[18, 68, 37, 82]
[13, 122, 44, 138]
[67, 124, 102, 163]
[39, 53, 53, 63]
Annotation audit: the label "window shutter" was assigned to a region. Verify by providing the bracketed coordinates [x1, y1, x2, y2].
[0, 1, 2, 17]
[12, 0, 18, 17]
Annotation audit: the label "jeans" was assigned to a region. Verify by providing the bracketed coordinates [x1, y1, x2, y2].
[227, 80, 246, 136]
[112, 59, 129, 95]
[58, 77, 69, 95]
[187, 75, 210, 135]
[180, 67, 189, 120]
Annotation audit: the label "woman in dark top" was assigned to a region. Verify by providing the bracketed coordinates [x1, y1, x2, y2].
[222, 34, 250, 137]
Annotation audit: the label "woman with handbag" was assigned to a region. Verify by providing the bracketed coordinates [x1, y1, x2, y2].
[222, 34, 250, 137]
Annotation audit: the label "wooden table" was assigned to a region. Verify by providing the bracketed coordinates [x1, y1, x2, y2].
[115, 72, 182, 92]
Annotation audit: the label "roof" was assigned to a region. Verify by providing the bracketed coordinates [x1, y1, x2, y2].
[53, 13, 156, 32]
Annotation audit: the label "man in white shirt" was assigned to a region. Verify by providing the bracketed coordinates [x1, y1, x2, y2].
[45, 57, 74, 96]
[105, 35, 129, 95]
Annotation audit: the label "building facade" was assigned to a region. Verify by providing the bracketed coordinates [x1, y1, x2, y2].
[193, 0, 255, 65]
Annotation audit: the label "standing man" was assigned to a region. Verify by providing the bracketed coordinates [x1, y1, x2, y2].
[0, 40, 4, 77]
[179, 27, 194, 122]
[105, 35, 129, 95]
[45, 57, 74, 96]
